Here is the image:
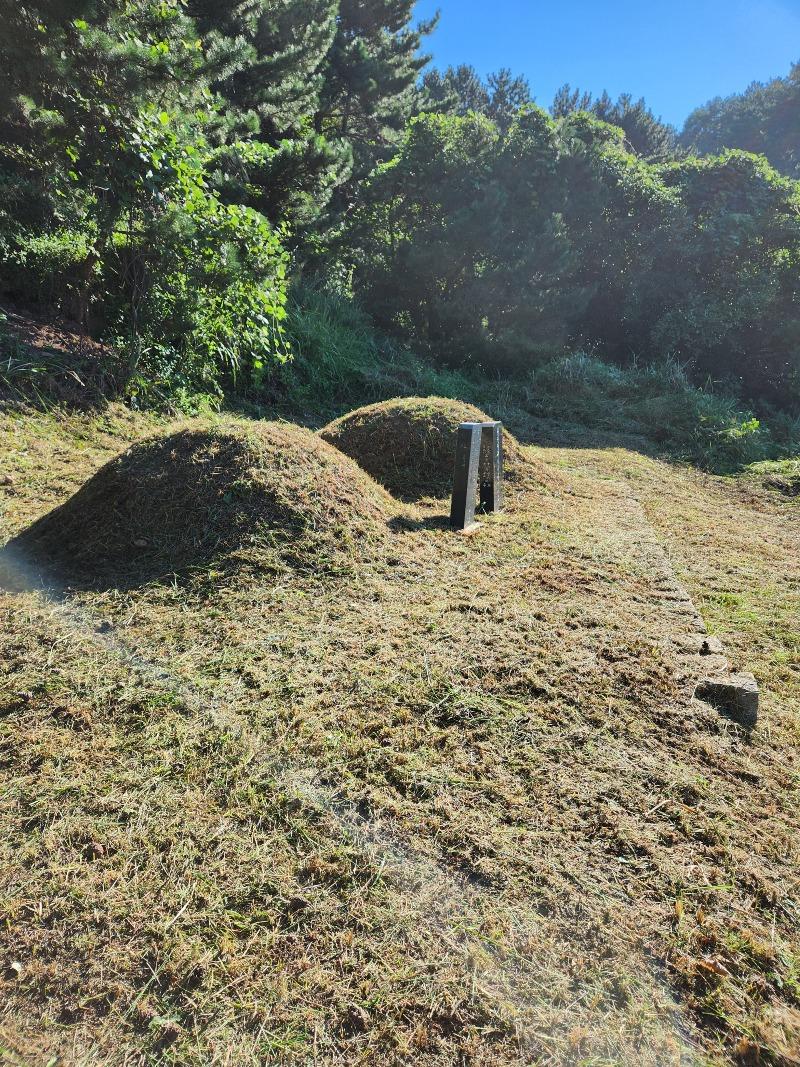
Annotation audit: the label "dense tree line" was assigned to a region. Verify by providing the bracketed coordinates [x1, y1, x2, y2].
[346, 111, 800, 403]
[681, 63, 800, 179]
[0, 3, 798, 409]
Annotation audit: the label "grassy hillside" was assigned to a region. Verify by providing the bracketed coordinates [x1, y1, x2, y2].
[0, 399, 797, 1066]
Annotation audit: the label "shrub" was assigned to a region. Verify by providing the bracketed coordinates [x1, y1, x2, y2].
[525, 353, 779, 470]
[278, 285, 476, 419]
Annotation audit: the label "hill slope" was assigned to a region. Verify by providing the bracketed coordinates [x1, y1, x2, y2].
[0, 404, 798, 1067]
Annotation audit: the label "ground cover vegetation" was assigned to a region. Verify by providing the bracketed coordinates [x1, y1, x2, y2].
[2, 7, 800, 1065]
[0, 400, 798, 1066]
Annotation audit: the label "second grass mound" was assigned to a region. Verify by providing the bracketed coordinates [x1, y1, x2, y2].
[319, 396, 533, 500]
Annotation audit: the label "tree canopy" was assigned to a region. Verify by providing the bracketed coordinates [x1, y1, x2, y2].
[552, 85, 678, 162]
[0, 3, 798, 413]
[681, 62, 800, 178]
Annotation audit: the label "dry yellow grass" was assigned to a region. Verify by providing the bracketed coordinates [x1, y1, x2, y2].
[0, 401, 798, 1067]
[320, 397, 540, 500]
[6, 420, 394, 590]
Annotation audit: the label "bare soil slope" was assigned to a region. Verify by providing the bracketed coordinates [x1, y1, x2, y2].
[0, 404, 798, 1067]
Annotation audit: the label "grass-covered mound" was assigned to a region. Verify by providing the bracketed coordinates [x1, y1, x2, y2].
[7, 420, 393, 588]
[320, 396, 535, 500]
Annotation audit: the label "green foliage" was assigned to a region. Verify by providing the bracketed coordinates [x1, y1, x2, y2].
[189, 0, 433, 241]
[345, 109, 800, 409]
[8, 225, 98, 311]
[114, 195, 291, 409]
[682, 62, 800, 178]
[278, 285, 474, 418]
[552, 86, 678, 162]
[523, 352, 790, 471]
[0, 0, 291, 403]
[422, 65, 532, 133]
[346, 109, 678, 369]
[656, 151, 800, 404]
[187, 0, 349, 231]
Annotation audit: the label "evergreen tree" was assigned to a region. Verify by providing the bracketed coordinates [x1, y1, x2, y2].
[552, 85, 678, 162]
[188, 0, 433, 236]
[422, 64, 532, 133]
[486, 68, 533, 132]
[188, 0, 338, 139]
[551, 84, 593, 117]
[320, 0, 435, 176]
[422, 65, 491, 116]
[681, 62, 800, 178]
[188, 0, 350, 228]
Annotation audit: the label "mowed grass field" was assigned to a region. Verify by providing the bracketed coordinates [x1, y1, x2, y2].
[0, 402, 798, 1067]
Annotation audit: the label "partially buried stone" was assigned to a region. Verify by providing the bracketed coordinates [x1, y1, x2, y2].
[696, 673, 759, 727]
[674, 634, 727, 657]
[700, 636, 726, 656]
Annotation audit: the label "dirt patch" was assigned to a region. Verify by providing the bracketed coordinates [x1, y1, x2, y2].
[1, 302, 123, 407]
[4, 420, 395, 589]
[320, 396, 548, 500]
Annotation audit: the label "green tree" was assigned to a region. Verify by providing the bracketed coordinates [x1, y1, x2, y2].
[0, 0, 291, 400]
[422, 64, 532, 133]
[552, 85, 678, 162]
[187, 0, 351, 229]
[346, 106, 800, 407]
[422, 64, 490, 116]
[681, 62, 800, 178]
[188, 0, 434, 244]
[655, 150, 800, 402]
[347, 109, 665, 368]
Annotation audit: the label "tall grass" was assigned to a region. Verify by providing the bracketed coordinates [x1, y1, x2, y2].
[279, 285, 476, 420]
[522, 352, 799, 471]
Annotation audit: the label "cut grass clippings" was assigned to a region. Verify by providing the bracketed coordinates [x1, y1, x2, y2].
[0, 400, 798, 1066]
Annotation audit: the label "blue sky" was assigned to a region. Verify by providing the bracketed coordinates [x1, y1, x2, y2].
[413, 0, 800, 128]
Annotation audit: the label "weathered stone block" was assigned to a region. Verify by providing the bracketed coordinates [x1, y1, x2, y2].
[696, 673, 759, 727]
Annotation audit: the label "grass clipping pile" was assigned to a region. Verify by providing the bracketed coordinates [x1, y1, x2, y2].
[6, 420, 394, 588]
[320, 396, 543, 500]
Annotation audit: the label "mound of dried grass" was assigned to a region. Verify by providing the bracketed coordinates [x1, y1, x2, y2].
[8, 420, 394, 588]
[320, 396, 538, 500]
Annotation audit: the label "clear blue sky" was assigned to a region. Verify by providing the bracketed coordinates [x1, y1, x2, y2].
[413, 0, 800, 128]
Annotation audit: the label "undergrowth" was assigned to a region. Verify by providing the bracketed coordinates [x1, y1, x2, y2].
[276, 286, 476, 421]
[277, 290, 799, 472]
[521, 352, 800, 471]
[3, 287, 799, 473]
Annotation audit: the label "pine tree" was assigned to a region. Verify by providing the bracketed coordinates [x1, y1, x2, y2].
[551, 84, 593, 118]
[187, 0, 351, 229]
[681, 63, 800, 178]
[422, 65, 490, 117]
[485, 68, 533, 133]
[422, 65, 532, 133]
[319, 0, 435, 176]
[551, 85, 678, 162]
[189, 0, 338, 140]
[187, 0, 434, 235]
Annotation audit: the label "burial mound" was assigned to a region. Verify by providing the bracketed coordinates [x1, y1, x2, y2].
[7, 421, 393, 588]
[320, 396, 534, 500]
